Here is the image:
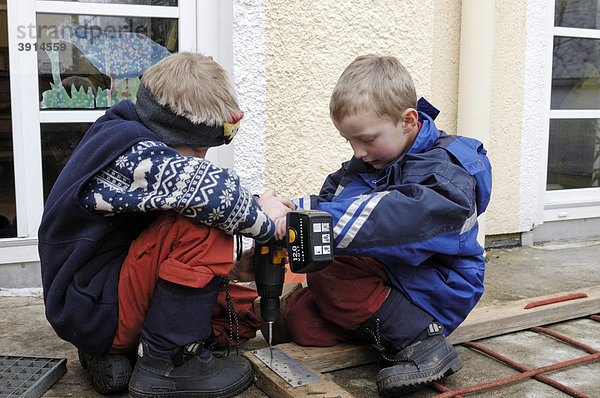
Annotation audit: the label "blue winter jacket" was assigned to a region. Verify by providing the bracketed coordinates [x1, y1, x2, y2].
[293, 102, 492, 334]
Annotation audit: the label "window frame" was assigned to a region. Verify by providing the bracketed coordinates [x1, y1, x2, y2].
[2, 0, 230, 265]
[542, 4, 600, 223]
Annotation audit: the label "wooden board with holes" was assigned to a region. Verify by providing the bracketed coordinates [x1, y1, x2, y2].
[244, 349, 355, 398]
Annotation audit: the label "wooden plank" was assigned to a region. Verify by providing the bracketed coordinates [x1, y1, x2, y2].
[266, 286, 600, 372]
[274, 342, 376, 373]
[247, 285, 600, 397]
[244, 350, 355, 398]
[447, 285, 600, 344]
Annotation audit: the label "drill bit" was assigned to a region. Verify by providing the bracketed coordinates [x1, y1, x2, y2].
[268, 321, 274, 363]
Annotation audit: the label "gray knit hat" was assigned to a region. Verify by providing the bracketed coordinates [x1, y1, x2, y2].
[134, 83, 239, 148]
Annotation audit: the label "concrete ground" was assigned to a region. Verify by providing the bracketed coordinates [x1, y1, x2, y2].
[1, 240, 599, 397]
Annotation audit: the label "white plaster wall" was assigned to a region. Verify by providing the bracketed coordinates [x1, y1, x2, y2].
[231, 0, 267, 195]
[263, 0, 444, 198]
[520, 0, 553, 232]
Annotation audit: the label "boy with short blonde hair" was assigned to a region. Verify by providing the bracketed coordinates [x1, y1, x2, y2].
[284, 54, 492, 396]
[39, 52, 291, 397]
[140, 52, 241, 125]
[329, 54, 417, 124]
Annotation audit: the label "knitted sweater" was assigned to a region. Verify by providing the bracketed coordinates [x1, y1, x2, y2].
[79, 139, 273, 240]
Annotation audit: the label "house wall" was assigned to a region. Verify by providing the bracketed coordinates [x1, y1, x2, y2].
[487, 0, 528, 235]
[231, 0, 267, 195]
[239, 0, 529, 238]
[261, 0, 458, 196]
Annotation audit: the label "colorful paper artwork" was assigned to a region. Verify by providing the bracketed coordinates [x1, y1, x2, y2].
[40, 23, 171, 109]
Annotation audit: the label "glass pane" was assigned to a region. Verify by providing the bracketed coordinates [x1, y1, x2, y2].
[0, 1, 16, 238]
[44, 0, 177, 5]
[36, 13, 177, 110]
[555, 0, 600, 29]
[547, 119, 600, 190]
[551, 37, 600, 110]
[41, 123, 91, 202]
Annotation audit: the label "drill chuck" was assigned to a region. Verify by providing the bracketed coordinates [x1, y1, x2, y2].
[259, 297, 280, 324]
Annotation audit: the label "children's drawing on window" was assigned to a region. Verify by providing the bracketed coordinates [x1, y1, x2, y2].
[40, 22, 172, 109]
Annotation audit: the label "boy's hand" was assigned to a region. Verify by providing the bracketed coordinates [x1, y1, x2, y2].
[257, 189, 294, 221]
[228, 247, 255, 282]
[276, 195, 296, 210]
[274, 216, 287, 241]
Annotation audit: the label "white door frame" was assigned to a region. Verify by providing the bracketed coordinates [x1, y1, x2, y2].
[528, 0, 600, 228]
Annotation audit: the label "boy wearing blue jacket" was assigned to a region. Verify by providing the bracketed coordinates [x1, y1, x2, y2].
[281, 55, 492, 396]
[38, 52, 292, 397]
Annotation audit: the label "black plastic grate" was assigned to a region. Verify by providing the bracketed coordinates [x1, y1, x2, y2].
[0, 356, 66, 398]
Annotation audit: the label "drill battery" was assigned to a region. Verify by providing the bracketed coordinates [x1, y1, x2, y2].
[285, 210, 334, 273]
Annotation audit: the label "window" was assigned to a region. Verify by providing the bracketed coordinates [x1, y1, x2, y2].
[0, 0, 233, 283]
[45, 1, 177, 5]
[545, 0, 600, 220]
[40, 123, 91, 201]
[0, 1, 15, 238]
[1, 0, 197, 250]
[37, 13, 177, 109]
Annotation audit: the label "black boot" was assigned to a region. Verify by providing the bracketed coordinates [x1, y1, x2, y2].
[375, 321, 462, 396]
[78, 350, 134, 394]
[128, 278, 253, 398]
[358, 289, 462, 396]
[129, 338, 253, 398]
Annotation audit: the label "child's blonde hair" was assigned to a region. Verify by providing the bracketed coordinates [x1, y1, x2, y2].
[329, 55, 417, 124]
[141, 52, 241, 126]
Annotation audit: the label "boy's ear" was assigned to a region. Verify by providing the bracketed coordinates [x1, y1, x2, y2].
[401, 108, 419, 134]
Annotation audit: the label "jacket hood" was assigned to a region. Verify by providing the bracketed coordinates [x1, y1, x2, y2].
[105, 99, 141, 122]
[408, 112, 441, 155]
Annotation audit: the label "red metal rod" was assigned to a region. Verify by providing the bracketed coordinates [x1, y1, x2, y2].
[465, 341, 592, 397]
[432, 342, 599, 398]
[524, 293, 588, 309]
[431, 382, 464, 398]
[531, 326, 599, 354]
[431, 382, 448, 392]
[590, 314, 600, 322]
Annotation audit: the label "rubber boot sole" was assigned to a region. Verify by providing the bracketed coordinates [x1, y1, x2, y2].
[376, 349, 463, 396]
[128, 365, 253, 398]
[78, 350, 133, 394]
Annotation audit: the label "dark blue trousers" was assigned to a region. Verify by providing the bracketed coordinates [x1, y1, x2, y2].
[140, 277, 220, 358]
[362, 288, 433, 352]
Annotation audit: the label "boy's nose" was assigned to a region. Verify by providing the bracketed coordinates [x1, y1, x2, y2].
[353, 147, 367, 160]
[348, 139, 367, 160]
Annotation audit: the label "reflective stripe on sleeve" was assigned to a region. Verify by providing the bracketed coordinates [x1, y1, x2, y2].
[336, 192, 389, 248]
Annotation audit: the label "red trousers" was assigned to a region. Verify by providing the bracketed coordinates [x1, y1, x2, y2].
[285, 256, 391, 346]
[110, 212, 261, 353]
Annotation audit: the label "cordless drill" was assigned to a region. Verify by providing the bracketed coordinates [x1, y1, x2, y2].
[254, 210, 334, 351]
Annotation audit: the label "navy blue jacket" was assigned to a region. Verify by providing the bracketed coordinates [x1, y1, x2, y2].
[293, 103, 492, 334]
[39, 101, 275, 355]
[38, 102, 159, 355]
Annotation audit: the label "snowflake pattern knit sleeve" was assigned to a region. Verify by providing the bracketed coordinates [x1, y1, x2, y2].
[79, 140, 274, 241]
